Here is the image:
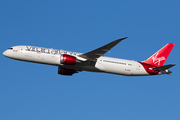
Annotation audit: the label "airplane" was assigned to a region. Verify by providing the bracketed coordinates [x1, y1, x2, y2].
[3, 37, 175, 76]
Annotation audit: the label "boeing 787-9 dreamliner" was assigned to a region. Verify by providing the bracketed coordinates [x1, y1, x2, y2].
[3, 37, 175, 76]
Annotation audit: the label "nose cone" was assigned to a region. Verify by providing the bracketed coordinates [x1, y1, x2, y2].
[3, 50, 12, 58]
[3, 50, 7, 56]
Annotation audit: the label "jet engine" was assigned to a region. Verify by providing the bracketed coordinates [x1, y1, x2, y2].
[60, 54, 77, 65]
[58, 67, 77, 76]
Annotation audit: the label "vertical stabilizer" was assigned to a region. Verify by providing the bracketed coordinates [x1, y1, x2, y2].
[143, 43, 175, 67]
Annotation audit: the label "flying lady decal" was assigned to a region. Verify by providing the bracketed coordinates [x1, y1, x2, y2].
[152, 53, 166, 66]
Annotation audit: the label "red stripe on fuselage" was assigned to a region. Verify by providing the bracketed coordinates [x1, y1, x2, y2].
[139, 62, 159, 75]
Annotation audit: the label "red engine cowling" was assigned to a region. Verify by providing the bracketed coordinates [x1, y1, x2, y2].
[58, 67, 77, 76]
[60, 54, 76, 65]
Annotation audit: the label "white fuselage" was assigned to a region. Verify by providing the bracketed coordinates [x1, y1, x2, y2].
[3, 45, 159, 76]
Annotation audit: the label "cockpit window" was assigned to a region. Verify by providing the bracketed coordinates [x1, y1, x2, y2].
[8, 48, 13, 50]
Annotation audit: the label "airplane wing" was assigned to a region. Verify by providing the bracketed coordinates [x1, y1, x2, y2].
[78, 37, 127, 60]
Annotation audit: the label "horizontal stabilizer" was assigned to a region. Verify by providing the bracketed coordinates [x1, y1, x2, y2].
[152, 64, 175, 71]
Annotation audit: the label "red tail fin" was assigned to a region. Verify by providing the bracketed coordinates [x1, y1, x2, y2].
[143, 43, 175, 67]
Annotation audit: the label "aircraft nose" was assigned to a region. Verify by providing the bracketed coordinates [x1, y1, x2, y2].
[3, 50, 12, 58]
[3, 50, 7, 56]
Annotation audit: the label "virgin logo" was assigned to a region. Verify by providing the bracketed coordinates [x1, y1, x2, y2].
[152, 53, 166, 65]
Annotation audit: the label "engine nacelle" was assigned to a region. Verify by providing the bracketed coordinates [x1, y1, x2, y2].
[60, 54, 76, 65]
[58, 67, 77, 76]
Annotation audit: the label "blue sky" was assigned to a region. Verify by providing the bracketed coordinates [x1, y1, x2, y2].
[1, 0, 180, 120]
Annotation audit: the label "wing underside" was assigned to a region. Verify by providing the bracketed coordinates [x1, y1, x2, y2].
[78, 37, 127, 60]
